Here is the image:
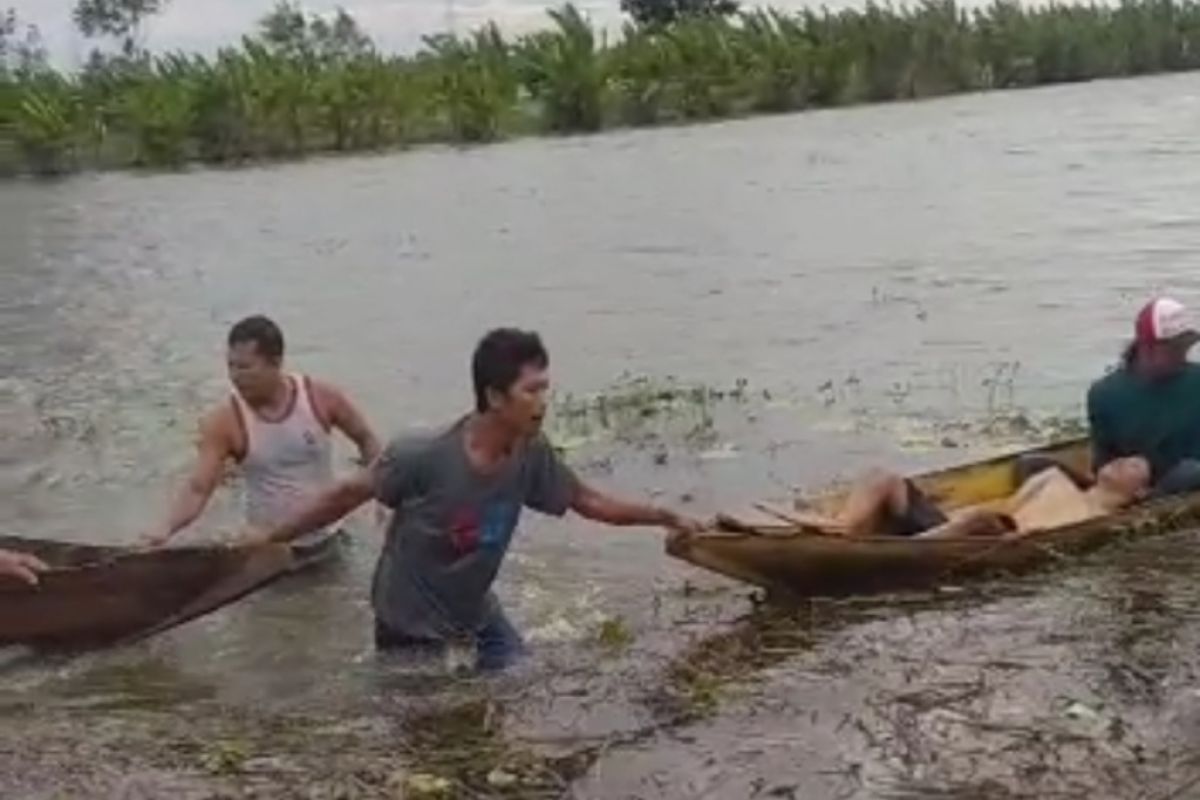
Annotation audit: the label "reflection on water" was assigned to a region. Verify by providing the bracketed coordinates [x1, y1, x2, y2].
[2, 73, 1200, 797]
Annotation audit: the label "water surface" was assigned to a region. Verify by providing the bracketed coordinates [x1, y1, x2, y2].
[3, 73, 1200, 798]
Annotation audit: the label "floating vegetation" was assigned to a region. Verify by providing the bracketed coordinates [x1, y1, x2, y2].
[650, 607, 820, 721]
[550, 373, 752, 455]
[892, 409, 1088, 452]
[593, 615, 635, 653]
[393, 697, 606, 798]
[198, 738, 250, 776]
[548, 365, 1090, 475]
[554, 374, 751, 423]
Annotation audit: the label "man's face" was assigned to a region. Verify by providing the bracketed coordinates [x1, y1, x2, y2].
[1140, 338, 1192, 379]
[227, 342, 282, 404]
[490, 364, 550, 438]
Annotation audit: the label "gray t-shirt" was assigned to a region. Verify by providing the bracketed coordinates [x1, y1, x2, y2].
[370, 417, 578, 639]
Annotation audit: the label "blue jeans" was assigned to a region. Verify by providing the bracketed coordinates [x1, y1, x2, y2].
[374, 605, 526, 672]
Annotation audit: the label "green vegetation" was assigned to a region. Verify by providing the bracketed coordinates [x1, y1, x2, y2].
[6, 0, 1200, 175]
[594, 614, 636, 652]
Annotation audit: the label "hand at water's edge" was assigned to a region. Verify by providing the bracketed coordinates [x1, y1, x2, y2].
[0, 548, 49, 586]
[138, 526, 173, 549]
[660, 509, 707, 548]
[231, 523, 273, 549]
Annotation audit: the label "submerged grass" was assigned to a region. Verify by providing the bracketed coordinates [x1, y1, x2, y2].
[6, 0, 1200, 175]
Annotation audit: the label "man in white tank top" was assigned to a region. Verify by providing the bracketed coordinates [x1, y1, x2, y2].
[143, 315, 381, 548]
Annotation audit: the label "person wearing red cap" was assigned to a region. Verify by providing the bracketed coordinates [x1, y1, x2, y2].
[1086, 297, 1200, 496]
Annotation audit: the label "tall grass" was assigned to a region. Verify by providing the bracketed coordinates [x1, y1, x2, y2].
[5, 0, 1200, 175]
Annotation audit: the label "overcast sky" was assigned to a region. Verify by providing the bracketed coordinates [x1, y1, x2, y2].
[11, 0, 632, 67]
[9, 0, 1014, 69]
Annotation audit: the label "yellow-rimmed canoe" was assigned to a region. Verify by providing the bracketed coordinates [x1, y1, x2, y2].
[0, 530, 343, 650]
[667, 437, 1200, 597]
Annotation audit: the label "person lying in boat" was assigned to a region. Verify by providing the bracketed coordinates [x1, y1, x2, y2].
[0, 548, 48, 586]
[804, 455, 1151, 539]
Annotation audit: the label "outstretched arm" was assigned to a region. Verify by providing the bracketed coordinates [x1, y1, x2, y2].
[255, 431, 424, 546]
[144, 411, 233, 546]
[570, 481, 704, 535]
[260, 468, 376, 545]
[916, 508, 1015, 540]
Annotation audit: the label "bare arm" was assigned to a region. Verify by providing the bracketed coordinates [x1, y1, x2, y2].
[1009, 469, 1056, 507]
[917, 507, 1015, 540]
[262, 468, 376, 545]
[570, 481, 702, 534]
[144, 411, 234, 546]
[316, 381, 381, 465]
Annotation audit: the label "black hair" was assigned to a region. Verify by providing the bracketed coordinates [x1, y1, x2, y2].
[472, 328, 549, 413]
[1121, 340, 1138, 370]
[228, 315, 285, 362]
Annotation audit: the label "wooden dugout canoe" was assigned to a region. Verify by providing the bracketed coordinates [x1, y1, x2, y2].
[667, 438, 1200, 598]
[0, 530, 344, 650]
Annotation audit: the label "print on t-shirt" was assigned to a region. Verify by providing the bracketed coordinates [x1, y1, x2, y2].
[448, 501, 520, 556]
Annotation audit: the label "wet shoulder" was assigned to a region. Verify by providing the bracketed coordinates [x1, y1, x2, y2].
[373, 420, 465, 505]
[520, 432, 568, 467]
[201, 402, 242, 453]
[381, 420, 462, 467]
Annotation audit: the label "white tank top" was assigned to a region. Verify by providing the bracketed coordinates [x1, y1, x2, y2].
[231, 374, 333, 542]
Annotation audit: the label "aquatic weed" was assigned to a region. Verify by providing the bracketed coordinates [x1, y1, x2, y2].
[593, 615, 635, 653]
[199, 739, 250, 776]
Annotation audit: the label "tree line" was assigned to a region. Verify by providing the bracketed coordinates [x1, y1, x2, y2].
[4, 0, 1200, 175]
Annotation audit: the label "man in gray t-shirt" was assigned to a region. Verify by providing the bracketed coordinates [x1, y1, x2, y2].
[253, 328, 703, 670]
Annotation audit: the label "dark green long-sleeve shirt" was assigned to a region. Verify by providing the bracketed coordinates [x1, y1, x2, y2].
[1087, 363, 1200, 481]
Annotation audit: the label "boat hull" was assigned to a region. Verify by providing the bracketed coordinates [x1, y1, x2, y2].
[668, 438, 1200, 597]
[0, 530, 342, 649]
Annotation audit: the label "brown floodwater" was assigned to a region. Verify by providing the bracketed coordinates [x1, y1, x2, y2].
[2, 73, 1200, 799]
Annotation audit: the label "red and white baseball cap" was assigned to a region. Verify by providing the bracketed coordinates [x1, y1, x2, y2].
[1135, 297, 1200, 346]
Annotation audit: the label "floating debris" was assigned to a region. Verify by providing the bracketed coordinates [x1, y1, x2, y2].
[486, 767, 518, 788]
[404, 772, 453, 797]
[698, 443, 740, 461]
